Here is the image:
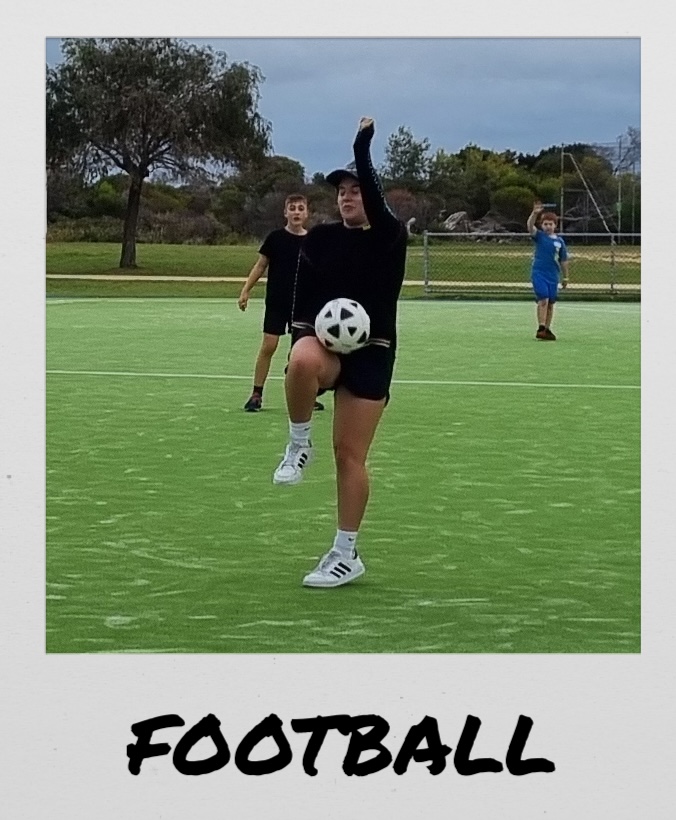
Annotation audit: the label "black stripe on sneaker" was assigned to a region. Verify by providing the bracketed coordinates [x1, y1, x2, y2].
[329, 562, 352, 578]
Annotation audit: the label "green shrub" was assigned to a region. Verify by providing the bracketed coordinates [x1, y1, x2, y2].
[46, 216, 123, 243]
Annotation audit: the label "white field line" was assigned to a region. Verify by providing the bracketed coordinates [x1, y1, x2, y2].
[47, 274, 254, 282]
[46, 369, 640, 390]
[46, 297, 640, 314]
[46, 296, 641, 315]
[46, 274, 640, 290]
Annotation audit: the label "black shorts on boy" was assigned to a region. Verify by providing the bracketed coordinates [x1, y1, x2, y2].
[263, 302, 292, 336]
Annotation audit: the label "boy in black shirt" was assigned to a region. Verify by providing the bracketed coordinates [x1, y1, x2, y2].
[239, 194, 324, 412]
[272, 117, 408, 588]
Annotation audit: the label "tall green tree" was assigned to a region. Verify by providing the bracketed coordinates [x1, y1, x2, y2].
[236, 155, 306, 199]
[46, 38, 271, 267]
[490, 185, 535, 225]
[382, 126, 431, 188]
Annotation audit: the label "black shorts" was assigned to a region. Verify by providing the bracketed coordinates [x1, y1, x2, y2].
[332, 343, 396, 402]
[290, 327, 396, 402]
[263, 303, 292, 336]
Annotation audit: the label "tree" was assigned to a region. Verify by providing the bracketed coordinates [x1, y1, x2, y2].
[382, 126, 431, 187]
[592, 127, 641, 173]
[619, 126, 641, 169]
[490, 185, 535, 225]
[46, 168, 89, 220]
[236, 155, 306, 200]
[88, 178, 126, 218]
[533, 143, 613, 178]
[46, 38, 271, 267]
[384, 188, 419, 223]
[453, 145, 510, 218]
[427, 149, 462, 192]
[213, 184, 248, 234]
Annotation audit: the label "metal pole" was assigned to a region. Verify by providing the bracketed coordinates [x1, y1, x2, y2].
[565, 152, 614, 235]
[610, 233, 616, 293]
[423, 230, 429, 294]
[560, 144, 565, 231]
[631, 164, 637, 242]
[617, 136, 623, 243]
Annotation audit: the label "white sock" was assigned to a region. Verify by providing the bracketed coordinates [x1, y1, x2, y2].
[289, 420, 312, 445]
[333, 529, 358, 558]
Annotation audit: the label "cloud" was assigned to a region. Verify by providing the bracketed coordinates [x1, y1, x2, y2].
[45, 37, 640, 176]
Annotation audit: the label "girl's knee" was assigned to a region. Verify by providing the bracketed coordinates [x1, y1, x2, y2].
[333, 441, 366, 472]
[287, 347, 322, 377]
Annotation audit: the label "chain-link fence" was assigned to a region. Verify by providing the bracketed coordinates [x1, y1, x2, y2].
[418, 232, 640, 298]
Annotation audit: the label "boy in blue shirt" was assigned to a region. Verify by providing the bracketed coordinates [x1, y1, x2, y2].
[527, 201, 570, 340]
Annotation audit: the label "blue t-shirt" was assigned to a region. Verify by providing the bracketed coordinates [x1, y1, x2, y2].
[531, 230, 568, 282]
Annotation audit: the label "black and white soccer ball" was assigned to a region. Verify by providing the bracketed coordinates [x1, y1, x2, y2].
[315, 298, 371, 355]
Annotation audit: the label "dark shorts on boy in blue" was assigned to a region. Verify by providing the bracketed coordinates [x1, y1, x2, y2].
[531, 272, 559, 302]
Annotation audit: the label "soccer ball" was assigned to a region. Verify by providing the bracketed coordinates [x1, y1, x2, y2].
[314, 298, 370, 355]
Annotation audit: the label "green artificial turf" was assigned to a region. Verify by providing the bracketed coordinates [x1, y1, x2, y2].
[46, 298, 640, 653]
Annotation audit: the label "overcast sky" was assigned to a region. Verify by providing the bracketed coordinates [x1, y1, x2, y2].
[45, 37, 640, 178]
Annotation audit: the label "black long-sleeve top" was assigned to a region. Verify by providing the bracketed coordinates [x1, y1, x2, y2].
[292, 125, 408, 349]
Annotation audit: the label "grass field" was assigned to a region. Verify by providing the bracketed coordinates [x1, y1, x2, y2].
[46, 241, 641, 288]
[47, 242, 258, 277]
[46, 297, 640, 653]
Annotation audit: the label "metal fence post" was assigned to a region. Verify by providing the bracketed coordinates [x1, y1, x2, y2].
[423, 231, 429, 294]
[610, 233, 616, 294]
[415, 232, 638, 297]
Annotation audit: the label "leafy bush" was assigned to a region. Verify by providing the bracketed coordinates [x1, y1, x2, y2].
[490, 186, 535, 224]
[47, 216, 123, 242]
[86, 181, 127, 219]
[136, 212, 228, 245]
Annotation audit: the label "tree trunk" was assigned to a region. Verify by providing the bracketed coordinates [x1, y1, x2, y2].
[119, 174, 144, 268]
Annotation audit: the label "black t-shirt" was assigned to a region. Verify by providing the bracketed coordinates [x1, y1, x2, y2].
[258, 228, 305, 312]
[293, 127, 407, 347]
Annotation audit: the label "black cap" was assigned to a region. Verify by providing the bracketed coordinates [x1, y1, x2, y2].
[325, 161, 359, 188]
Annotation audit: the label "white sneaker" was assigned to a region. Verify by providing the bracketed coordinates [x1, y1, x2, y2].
[302, 549, 365, 588]
[273, 441, 313, 485]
